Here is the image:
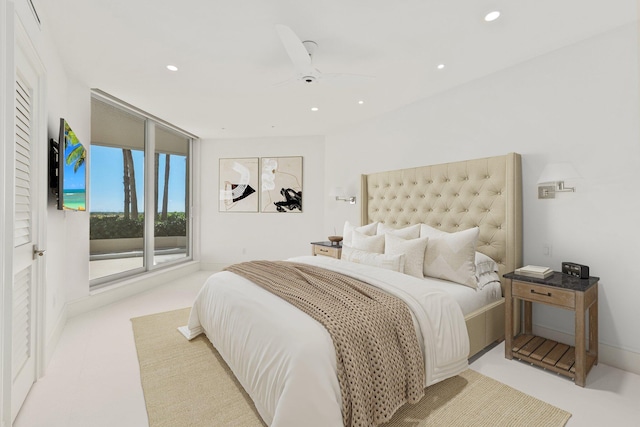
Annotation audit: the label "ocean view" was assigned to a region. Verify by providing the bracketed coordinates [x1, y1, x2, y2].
[63, 189, 86, 211]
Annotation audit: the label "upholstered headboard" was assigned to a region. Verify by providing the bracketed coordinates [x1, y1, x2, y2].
[360, 153, 522, 293]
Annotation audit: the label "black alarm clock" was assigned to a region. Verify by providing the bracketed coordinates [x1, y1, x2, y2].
[562, 262, 589, 279]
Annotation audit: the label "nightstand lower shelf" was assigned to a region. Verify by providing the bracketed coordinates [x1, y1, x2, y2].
[512, 334, 597, 380]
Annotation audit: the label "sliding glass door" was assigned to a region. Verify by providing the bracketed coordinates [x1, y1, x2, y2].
[153, 126, 189, 266]
[89, 95, 192, 286]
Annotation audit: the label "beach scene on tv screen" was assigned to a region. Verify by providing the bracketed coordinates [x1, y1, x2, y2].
[63, 121, 87, 211]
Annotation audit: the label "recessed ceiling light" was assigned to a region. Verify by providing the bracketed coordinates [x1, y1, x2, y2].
[437, 64, 445, 70]
[166, 65, 178, 71]
[484, 11, 500, 22]
[311, 107, 319, 111]
[358, 100, 364, 105]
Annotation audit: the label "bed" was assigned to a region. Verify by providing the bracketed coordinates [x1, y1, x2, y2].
[183, 153, 522, 426]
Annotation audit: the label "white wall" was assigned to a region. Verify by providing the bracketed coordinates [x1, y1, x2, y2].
[42, 39, 91, 356]
[199, 136, 325, 269]
[43, 78, 91, 343]
[324, 24, 640, 359]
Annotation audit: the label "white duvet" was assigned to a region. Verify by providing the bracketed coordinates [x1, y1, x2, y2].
[182, 256, 469, 427]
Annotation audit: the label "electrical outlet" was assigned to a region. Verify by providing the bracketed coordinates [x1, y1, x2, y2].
[543, 244, 552, 257]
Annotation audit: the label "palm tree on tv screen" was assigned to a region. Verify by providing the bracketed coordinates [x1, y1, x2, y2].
[64, 124, 85, 172]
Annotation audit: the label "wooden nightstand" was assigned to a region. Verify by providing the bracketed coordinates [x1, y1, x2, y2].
[311, 241, 342, 259]
[503, 271, 599, 387]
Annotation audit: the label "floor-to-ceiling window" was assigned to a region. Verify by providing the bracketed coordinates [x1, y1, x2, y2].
[89, 93, 193, 286]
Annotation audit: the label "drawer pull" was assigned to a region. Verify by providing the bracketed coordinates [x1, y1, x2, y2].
[531, 289, 551, 297]
[319, 249, 328, 252]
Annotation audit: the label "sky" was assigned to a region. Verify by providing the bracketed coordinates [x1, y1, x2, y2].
[89, 145, 187, 213]
[62, 143, 86, 190]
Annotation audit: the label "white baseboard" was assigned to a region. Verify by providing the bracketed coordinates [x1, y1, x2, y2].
[533, 325, 640, 375]
[67, 261, 201, 319]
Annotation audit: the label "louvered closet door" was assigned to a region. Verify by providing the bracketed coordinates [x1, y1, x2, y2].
[11, 66, 40, 421]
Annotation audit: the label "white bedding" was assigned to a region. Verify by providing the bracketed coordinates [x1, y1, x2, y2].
[422, 277, 502, 316]
[183, 256, 470, 427]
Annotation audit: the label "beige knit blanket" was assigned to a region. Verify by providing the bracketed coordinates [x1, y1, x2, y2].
[225, 260, 425, 427]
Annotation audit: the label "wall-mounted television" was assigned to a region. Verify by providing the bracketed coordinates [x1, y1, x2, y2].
[49, 118, 87, 211]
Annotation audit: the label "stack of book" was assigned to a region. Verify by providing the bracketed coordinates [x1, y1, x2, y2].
[515, 265, 553, 279]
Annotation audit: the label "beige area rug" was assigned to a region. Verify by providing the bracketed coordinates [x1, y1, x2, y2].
[132, 308, 571, 427]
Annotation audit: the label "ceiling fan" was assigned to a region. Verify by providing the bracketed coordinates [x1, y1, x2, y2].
[275, 24, 375, 86]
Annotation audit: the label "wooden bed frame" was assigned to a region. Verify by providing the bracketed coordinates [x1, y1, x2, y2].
[360, 153, 522, 357]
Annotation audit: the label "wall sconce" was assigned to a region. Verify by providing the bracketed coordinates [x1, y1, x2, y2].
[330, 187, 356, 204]
[537, 162, 580, 199]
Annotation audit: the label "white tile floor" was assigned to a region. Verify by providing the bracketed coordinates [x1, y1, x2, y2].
[13, 270, 640, 427]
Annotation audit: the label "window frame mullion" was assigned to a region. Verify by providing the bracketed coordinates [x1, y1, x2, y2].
[144, 121, 155, 271]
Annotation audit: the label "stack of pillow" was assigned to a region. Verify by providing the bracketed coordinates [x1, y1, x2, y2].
[341, 221, 500, 290]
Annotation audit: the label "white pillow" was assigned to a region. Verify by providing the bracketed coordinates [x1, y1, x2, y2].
[475, 252, 499, 276]
[341, 247, 405, 273]
[420, 224, 479, 289]
[478, 272, 501, 289]
[343, 221, 378, 247]
[376, 223, 421, 240]
[351, 230, 385, 254]
[475, 252, 501, 289]
[384, 234, 429, 279]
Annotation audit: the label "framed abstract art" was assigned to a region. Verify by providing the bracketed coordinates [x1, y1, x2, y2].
[260, 156, 303, 213]
[219, 157, 259, 212]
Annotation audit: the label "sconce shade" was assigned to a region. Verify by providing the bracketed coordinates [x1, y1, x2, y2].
[537, 162, 580, 184]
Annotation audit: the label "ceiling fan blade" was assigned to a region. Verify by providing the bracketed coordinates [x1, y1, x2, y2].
[273, 76, 298, 87]
[275, 24, 313, 73]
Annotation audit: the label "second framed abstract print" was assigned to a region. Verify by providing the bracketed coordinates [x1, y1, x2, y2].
[260, 156, 303, 213]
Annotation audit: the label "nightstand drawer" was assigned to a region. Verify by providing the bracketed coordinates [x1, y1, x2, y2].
[512, 281, 575, 309]
[313, 245, 341, 259]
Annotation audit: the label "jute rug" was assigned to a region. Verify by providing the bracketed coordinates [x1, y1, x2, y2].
[132, 308, 571, 427]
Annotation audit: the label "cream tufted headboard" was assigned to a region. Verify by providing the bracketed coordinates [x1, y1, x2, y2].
[360, 153, 522, 294]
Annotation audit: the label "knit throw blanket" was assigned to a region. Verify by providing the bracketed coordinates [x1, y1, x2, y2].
[225, 260, 425, 427]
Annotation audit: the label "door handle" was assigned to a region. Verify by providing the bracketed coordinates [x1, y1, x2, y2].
[33, 245, 46, 260]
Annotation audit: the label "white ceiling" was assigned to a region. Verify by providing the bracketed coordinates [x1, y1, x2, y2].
[37, 0, 636, 139]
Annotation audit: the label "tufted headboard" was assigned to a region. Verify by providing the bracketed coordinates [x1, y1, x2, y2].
[360, 153, 522, 294]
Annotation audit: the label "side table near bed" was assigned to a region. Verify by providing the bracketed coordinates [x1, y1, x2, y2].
[311, 241, 342, 259]
[503, 271, 599, 387]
